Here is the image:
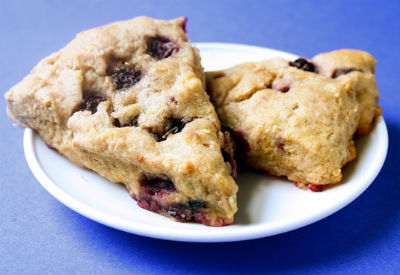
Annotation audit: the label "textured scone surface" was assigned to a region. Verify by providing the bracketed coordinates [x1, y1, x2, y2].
[206, 49, 381, 186]
[5, 17, 237, 226]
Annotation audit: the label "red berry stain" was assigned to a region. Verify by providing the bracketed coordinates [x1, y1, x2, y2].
[308, 184, 323, 192]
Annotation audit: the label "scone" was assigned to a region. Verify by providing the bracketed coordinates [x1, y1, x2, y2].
[206, 50, 381, 190]
[5, 17, 238, 226]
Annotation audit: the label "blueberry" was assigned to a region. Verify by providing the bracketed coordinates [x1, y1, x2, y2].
[167, 199, 208, 222]
[113, 116, 138, 128]
[289, 58, 317, 73]
[187, 199, 207, 210]
[78, 95, 106, 114]
[140, 175, 176, 195]
[162, 118, 191, 139]
[147, 36, 179, 60]
[149, 118, 191, 142]
[112, 67, 142, 90]
[113, 118, 121, 127]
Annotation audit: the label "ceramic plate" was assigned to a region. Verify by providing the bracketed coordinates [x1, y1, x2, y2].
[23, 43, 388, 242]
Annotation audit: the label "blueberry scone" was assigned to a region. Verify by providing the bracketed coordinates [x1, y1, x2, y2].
[206, 50, 381, 190]
[5, 17, 238, 226]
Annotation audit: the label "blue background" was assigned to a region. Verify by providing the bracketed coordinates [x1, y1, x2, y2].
[1, 0, 399, 274]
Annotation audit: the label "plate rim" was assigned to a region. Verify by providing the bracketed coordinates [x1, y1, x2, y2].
[23, 42, 389, 242]
[192, 42, 299, 59]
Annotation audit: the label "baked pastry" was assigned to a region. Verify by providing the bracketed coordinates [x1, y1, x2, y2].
[206, 50, 381, 189]
[5, 17, 238, 226]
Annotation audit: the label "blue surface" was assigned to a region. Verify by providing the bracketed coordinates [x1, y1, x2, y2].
[1, 0, 399, 274]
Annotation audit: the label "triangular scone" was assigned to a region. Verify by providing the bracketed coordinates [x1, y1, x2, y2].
[5, 17, 237, 226]
[206, 50, 381, 189]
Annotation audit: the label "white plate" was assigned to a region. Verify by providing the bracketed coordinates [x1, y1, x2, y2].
[23, 43, 388, 242]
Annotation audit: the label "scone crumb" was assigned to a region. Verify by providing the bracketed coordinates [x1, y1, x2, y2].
[183, 75, 196, 83]
[217, 176, 227, 190]
[184, 137, 192, 144]
[252, 65, 265, 73]
[186, 131, 200, 143]
[185, 161, 194, 173]
[294, 182, 307, 190]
